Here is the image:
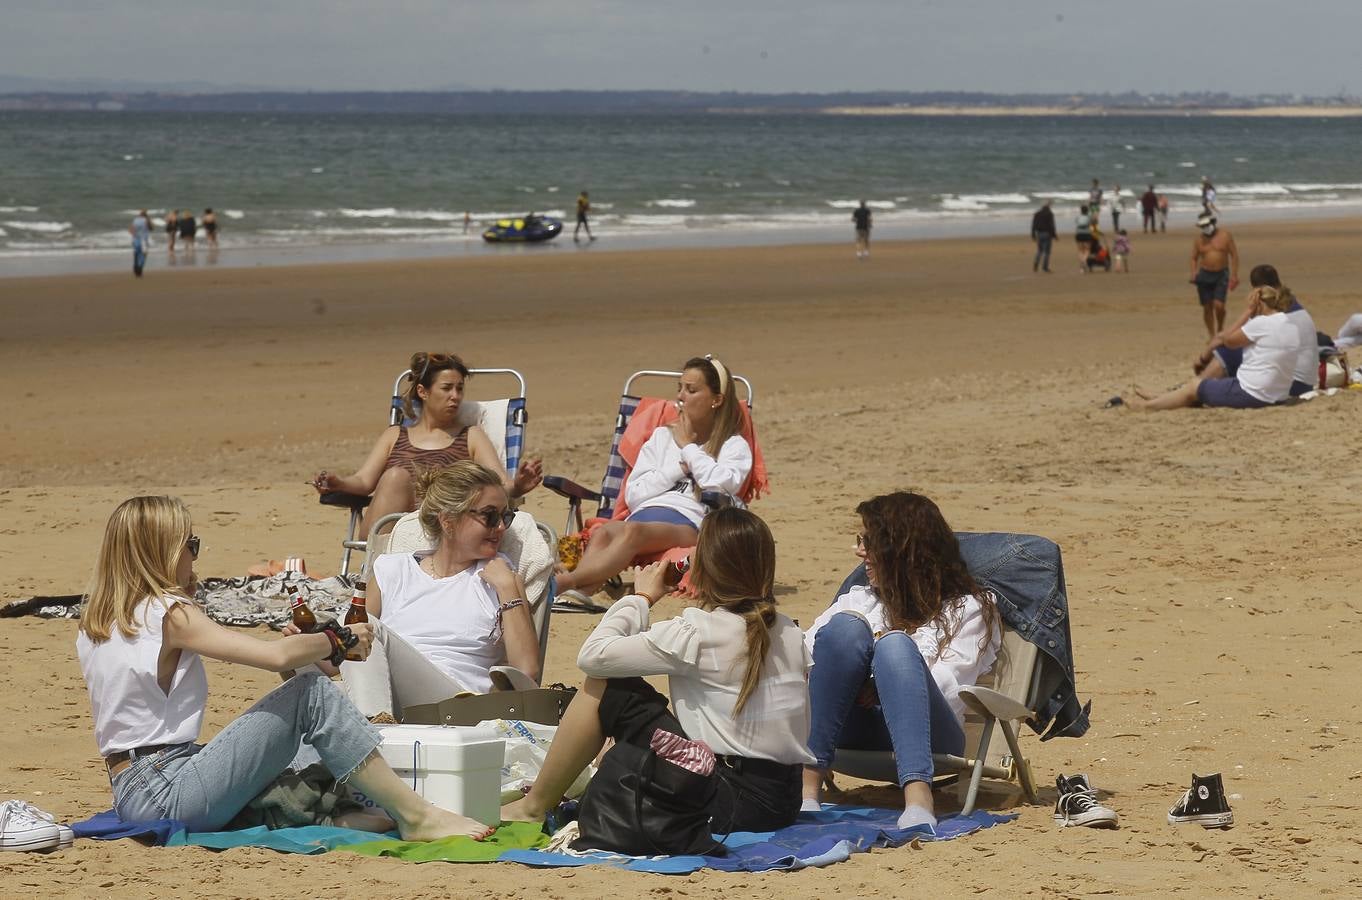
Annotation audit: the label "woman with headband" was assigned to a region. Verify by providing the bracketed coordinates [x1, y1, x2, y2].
[313, 351, 543, 539]
[555, 356, 750, 596]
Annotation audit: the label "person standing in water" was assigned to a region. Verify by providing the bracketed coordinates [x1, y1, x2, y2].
[202, 209, 218, 247]
[852, 200, 872, 260]
[178, 209, 197, 250]
[129, 210, 151, 277]
[574, 191, 595, 242]
[164, 209, 178, 252]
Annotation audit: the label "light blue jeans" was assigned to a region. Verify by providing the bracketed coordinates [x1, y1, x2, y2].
[110, 670, 381, 831]
[806, 613, 964, 786]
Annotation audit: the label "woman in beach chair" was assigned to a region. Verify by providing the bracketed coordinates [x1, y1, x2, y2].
[801, 492, 1002, 833]
[340, 461, 541, 717]
[502, 507, 814, 835]
[75, 496, 491, 840]
[312, 351, 543, 539]
[554, 355, 750, 596]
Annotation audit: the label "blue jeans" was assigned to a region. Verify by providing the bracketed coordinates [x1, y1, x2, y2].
[1033, 235, 1052, 271]
[806, 613, 964, 786]
[132, 240, 146, 276]
[110, 670, 381, 831]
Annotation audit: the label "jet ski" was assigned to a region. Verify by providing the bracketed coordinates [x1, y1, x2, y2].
[482, 214, 563, 243]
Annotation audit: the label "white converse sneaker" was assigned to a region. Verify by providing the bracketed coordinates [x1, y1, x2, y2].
[1053, 774, 1119, 829]
[9, 801, 74, 849]
[0, 799, 61, 852]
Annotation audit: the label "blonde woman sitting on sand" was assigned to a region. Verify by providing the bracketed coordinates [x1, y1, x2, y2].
[555, 355, 751, 597]
[1126, 284, 1302, 411]
[313, 351, 543, 538]
[503, 507, 814, 835]
[76, 496, 490, 839]
[341, 462, 541, 716]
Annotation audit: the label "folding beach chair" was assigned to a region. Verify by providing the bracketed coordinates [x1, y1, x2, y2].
[318, 367, 531, 578]
[828, 625, 1043, 816]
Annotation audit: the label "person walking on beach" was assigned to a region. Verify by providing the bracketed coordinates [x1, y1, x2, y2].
[1030, 200, 1056, 273]
[853, 200, 873, 260]
[1200, 177, 1218, 216]
[1158, 194, 1169, 232]
[1110, 184, 1124, 232]
[128, 210, 150, 278]
[574, 191, 595, 242]
[202, 208, 218, 247]
[1190, 212, 1239, 339]
[1140, 185, 1158, 233]
[164, 209, 178, 252]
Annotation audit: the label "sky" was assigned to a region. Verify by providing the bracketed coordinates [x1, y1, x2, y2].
[4, 0, 1360, 96]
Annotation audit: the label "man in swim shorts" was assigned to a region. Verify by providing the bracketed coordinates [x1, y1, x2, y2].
[1189, 212, 1238, 339]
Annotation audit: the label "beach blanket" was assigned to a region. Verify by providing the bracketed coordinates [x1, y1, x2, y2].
[69, 805, 1013, 873]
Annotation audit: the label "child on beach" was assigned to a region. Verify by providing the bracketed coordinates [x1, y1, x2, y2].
[76, 495, 491, 839]
[1112, 230, 1131, 273]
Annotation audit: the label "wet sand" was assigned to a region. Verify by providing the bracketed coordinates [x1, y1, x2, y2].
[3, 217, 1362, 896]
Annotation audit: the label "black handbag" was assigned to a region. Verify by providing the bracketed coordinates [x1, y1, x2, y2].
[572, 739, 731, 856]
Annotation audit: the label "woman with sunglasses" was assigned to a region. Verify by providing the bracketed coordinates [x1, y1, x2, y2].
[76, 496, 492, 839]
[800, 492, 1001, 833]
[341, 461, 540, 715]
[313, 351, 544, 539]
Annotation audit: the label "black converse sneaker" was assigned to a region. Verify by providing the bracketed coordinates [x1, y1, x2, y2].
[1168, 772, 1234, 828]
[1053, 773, 1119, 828]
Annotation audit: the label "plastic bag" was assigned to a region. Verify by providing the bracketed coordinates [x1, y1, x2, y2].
[485, 718, 593, 803]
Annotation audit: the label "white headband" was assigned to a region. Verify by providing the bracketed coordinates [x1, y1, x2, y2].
[705, 354, 730, 396]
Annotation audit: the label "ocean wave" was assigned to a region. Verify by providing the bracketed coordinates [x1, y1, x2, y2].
[940, 198, 988, 211]
[3, 220, 72, 233]
[338, 208, 461, 221]
[224, 209, 245, 219]
[1222, 183, 1290, 195]
[0, 205, 39, 213]
[957, 193, 1032, 204]
[646, 199, 697, 208]
[825, 199, 895, 209]
[261, 226, 464, 238]
[1286, 182, 1362, 192]
[621, 214, 690, 227]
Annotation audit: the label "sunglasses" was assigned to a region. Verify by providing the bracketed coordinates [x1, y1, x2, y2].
[187, 534, 201, 559]
[854, 533, 868, 551]
[467, 507, 515, 530]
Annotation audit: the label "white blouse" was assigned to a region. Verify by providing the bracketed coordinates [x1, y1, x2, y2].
[625, 427, 753, 527]
[577, 595, 816, 765]
[77, 596, 209, 756]
[804, 585, 1000, 726]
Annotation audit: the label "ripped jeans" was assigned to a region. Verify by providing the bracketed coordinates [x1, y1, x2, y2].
[806, 613, 964, 786]
[110, 670, 381, 831]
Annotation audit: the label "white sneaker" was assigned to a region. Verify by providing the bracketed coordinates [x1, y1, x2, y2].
[0, 799, 62, 852]
[9, 801, 74, 849]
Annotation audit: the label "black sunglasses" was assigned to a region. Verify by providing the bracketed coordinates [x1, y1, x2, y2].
[187, 535, 201, 559]
[467, 507, 515, 530]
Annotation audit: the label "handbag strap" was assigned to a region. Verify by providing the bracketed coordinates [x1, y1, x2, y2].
[632, 751, 737, 857]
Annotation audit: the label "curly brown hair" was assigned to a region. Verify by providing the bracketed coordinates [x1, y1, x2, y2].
[856, 491, 998, 655]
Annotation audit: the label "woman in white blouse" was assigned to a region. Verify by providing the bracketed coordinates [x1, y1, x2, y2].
[554, 355, 751, 595]
[503, 507, 814, 833]
[802, 492, 1001, 833]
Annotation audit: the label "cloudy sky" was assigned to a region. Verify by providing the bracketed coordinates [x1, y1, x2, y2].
[5, 0, 1359, 95]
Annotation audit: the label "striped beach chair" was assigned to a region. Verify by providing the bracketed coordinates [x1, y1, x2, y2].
[319, 366, 531, 578]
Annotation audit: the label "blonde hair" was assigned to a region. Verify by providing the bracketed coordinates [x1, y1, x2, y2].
[1254, 285, 1294, 314]
[79, 496, 193, 644]
[413, 461, 506, 541]
[688, 507, 778, 715]
[682, 355, 743, 458]
[401, 351, 470, 421]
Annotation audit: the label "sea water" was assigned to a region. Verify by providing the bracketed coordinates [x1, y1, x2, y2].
[2, 110, 1360, 266]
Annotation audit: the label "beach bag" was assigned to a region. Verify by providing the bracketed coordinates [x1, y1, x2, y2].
[1319, 352, 1350, 389]
[572, 737, 730, 856]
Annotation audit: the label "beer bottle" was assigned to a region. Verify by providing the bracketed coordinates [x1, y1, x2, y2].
[287, 585, 318, 633]
[663, 558, 690, 588]
[344, 581, 368, 661]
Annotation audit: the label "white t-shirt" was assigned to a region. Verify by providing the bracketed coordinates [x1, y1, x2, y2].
[372, 551, 510, 694]
[1285, 304, 1318, 387]
[577, 595, 816, 765]
[76, 596, 208, 756]
[803, 585, 1001, 727]
[1238, 312, 1300, 403]
[624, 427, 753, 527]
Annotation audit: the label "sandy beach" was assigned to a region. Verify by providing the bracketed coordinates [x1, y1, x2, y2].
[3, 216, 1362, 897]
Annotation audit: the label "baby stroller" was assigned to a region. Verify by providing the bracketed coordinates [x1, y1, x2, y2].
[1086, 240, 1112, 272]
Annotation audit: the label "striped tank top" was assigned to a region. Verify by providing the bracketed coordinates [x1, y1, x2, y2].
[383, 426, 471, 473]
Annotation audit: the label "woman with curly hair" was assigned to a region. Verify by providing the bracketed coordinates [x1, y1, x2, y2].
[802, 492, 1001, 832]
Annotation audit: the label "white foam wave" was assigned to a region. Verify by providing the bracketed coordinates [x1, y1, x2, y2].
[3, 220, 71, 233]
[1222, 183, 1290, 195]
[940, 198, 988, 211]
[1178, 162, 1197, 168]
[957, 193, 1031, 204]
[0, 205, 39, 213]
[339, 208, 462, 221]
[1286, 182, 1362, 192]
[546, 186, 560, 193]
[647, 199, 697, 208]
[622, 214, 690, 227]
[0, 227, 6, 237]
[825, 199, 895, 209]
[224, 209, 245, 219]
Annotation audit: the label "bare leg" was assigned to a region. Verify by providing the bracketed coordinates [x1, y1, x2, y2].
[802, 766, 825, 803]
[1213, 300, 1227, 334]
[903, 780, 934, 815]
[1202, 302, 1217, 340]
[1127, 380, 1202, 411]
[501, 677, 609, 822]
[360, 466, 416, 539]
[555, 521, 697, 592]
[332, 809, 398, 833]
[347, 750, 493, 840]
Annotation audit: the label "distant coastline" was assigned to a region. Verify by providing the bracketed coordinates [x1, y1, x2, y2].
[818, 105, 1362, 118]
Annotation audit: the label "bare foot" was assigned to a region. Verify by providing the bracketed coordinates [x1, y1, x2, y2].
[401, 805, 494, 842]
[500, 794, 547, 824]
[1133, 387, 1155, 401]
[333, 809, 397, 833]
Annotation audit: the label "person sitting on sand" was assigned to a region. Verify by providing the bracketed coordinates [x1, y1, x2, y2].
[341, 462, 540, 714]
[801, 491, 1001, 833]
[76, 495, 491, 839]
[1193, 264, 1317, 397]
[502, 507, 814, 834]
[313, 351, 543, 538]
[553, 355, 750, 598]
[1127, 283, 1301, 411]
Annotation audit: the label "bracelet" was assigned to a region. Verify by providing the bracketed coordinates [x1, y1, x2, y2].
[498, 597, 527, 613]
[322, 625, 359, 666]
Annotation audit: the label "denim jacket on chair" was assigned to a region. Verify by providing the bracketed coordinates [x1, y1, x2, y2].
[831, 531, 1090, 741]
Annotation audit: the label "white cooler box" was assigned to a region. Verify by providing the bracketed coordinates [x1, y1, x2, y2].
[348, 724, 505, 827]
